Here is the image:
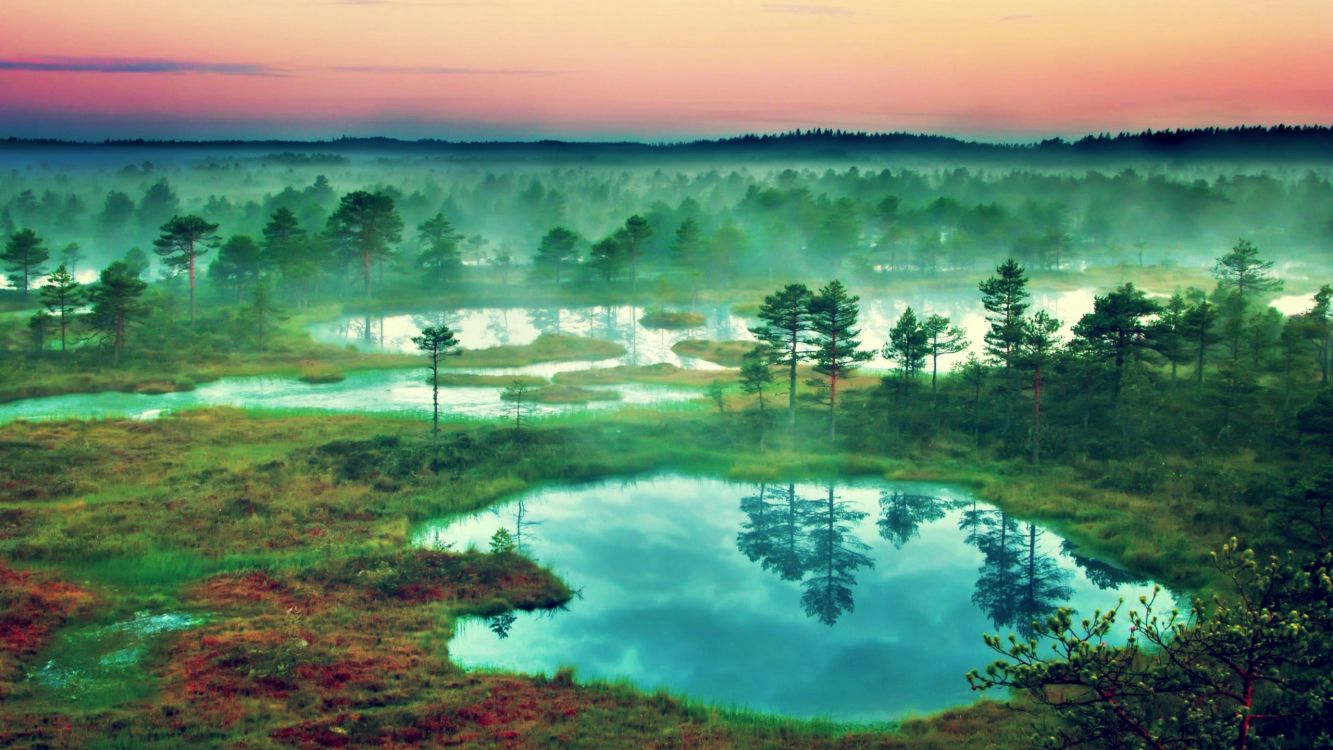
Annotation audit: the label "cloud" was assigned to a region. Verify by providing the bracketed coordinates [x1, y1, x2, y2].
[330, 65, 557, 76]
[760, 3, 851, 15]
[1000, 14, 1037, 22]
[0, 56, 283, 76]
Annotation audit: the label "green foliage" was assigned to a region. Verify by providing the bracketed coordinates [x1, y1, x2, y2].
[979, 259, 1030, 367]
[968, 540, 1333, 750]
[2, 228, 50, 297]
[85, 261, 149, 366]
[326, 190, 403, 297]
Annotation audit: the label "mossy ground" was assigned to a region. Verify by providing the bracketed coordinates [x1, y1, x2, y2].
[671, 339, 756, 367]
[0, 399, 1280, 747]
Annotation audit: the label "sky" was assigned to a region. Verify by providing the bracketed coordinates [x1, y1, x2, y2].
[1, 0, 1330, 141]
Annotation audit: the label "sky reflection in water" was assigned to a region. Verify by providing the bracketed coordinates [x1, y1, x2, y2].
[415, 475, 1168, 722]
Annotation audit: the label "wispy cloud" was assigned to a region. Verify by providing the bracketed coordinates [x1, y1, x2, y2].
[331, 65, 557, 76]
[760, 3, 851, 15]
[0, 56, 283, 76]
[1000, 14, 1037, 22]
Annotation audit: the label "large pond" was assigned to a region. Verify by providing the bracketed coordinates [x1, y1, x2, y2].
[414, 475, 1170, 722]
[0, 369, 701, 425]
[311, 288, 1100, 372]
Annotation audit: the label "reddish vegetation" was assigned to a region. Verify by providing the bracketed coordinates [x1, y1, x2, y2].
[191, 571, 321, 614]
[0, 563, 94, 697]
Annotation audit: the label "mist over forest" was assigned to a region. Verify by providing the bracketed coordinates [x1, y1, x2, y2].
[3, 127, 1332, 298]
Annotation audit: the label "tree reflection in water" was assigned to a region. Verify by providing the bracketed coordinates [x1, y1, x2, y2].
[736, 482, 873, 625]
[736, 483, 1080, 632]
[968, 508, 1072, 637]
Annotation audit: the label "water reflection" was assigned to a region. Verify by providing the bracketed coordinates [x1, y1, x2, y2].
[969, 510, 1073, 637]
[420, 475, 1166, 721]
[312, 288, 1100, 373]
[737, 486, 1089, 632]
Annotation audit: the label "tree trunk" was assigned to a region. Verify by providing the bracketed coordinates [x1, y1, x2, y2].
[788, 332, 798, 426]
[828, 329, 839, 441]
[362, 246, 372, 298]
[1032, 366, 1042, 464]
[188, 250, 196, 326]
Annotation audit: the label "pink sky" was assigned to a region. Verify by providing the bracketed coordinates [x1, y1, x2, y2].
[1, 0, 1330, 139]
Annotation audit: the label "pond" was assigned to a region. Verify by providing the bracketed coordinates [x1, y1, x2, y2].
[313, 287, 1098, 373]
[414, 475, 1172, 722]
[0, 369, 703, 425]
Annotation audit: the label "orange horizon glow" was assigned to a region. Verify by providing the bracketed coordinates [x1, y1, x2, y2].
[1, 0, 1331, 140]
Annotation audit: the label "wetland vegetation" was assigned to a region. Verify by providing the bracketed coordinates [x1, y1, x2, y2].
[2, 131, 1332, 748]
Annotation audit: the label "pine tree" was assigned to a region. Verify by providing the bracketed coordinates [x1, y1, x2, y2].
[39, 263, 82, 353]
[922, 313, 968, 397]
[1213, 238, 1282, 297]
[532, 226, 579, 284]
[1018, 311, 1061, 464]
[2, 228, 50, 298]
[979, 259, 1030, 368]
[86, 261, 149, 366]
[623, 214, 651, 293]
[327, 191, 403, 298]
[749, 283, 814, 426]
[153, 215, 219, 325]
[211, 235, 263, 300]
[411, 324, 462, 438]
[417, 213, 465, 284]
[883, 306, 928, 394]
[738, 344, 775, 413]
[1183, 293, 1221, 386]
[809, 279, 874, 439]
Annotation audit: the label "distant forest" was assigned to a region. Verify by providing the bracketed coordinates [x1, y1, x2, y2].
[3, 125, 1333, 163]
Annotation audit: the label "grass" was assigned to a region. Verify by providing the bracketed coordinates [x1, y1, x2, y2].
[296, 362, 346, 384]
[639, 310, 707, 329]
[444, 333, 625, 368]
[503, 383, 620, 404]
[556, 362, 737, 387]
[0, 400, 1296, 747]
[672, 338, 756, 367]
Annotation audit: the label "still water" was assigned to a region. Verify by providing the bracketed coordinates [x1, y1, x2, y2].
[314, 288, 1097, 373]
[0, 369, 702, 425]
[414, 475, 1169, 722]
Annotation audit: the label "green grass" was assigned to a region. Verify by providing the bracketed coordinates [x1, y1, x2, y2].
[503, 383, 620, 404]
[555, 362, 735, 387]
[444, 332, 625, 368]
[672, 338, 756, 366]
[639, 309, 707, 329]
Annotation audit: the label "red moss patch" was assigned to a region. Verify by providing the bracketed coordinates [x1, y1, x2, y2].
[0, 563, 95, 697]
